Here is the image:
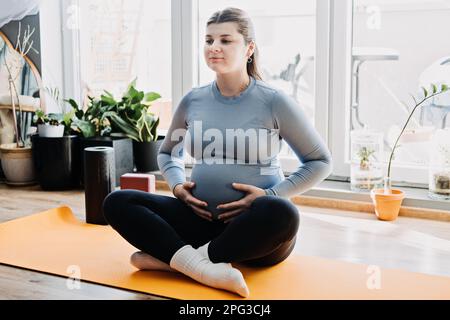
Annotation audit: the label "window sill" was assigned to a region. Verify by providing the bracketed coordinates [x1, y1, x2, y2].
[150, 168, 450, 222]
[304, 179, 450, 211]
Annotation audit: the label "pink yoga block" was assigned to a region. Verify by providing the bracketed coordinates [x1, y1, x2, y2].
[120, 173, 156, 193]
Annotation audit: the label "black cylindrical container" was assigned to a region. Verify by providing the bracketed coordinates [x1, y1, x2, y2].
[132, 136, 164, 172]
[31, 135, 81, 190]
[80, 136, 133, 187]
[84, 146, 115, 225]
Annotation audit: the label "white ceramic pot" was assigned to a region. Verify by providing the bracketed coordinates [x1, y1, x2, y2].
[0, 143, 36, 185]
[38, 124, 64, 138]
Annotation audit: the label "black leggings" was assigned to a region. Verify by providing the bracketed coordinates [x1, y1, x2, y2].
[103, 190, 300, 267]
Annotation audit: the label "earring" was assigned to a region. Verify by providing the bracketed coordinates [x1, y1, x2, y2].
[247, 57, 253, 64]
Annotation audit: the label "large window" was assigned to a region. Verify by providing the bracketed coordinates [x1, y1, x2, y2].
[77, 0, 173, 131]
[330, 0, 450, 185]
[62, 0, 449, 187]
[351, 0, 450, 174]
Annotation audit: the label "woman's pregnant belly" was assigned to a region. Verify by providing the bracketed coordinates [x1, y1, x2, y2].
[190, 163, 283, 219]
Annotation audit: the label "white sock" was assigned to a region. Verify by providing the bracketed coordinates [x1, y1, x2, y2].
[170, 244, 250, 298]
[197, 241, 232, 267]
[197, 242, 211, 260]
[130, 251, 177, 273]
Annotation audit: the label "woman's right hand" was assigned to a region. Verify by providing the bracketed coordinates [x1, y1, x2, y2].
[173, 182, 213, 222]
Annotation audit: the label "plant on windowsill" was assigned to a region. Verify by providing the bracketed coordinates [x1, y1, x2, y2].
[370, 83, 449, 221]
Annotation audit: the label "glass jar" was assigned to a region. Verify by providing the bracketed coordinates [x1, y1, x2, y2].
[350, 129, 384, 192]
[428, 128, 450, 200]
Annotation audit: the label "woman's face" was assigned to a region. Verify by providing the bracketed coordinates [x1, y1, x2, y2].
[204, 22, 254, 75]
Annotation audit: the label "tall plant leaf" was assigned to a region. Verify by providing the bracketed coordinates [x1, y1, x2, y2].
[107, 112, 140, 141]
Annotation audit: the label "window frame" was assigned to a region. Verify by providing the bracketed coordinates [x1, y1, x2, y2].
[60, 0, 429, 186]
[328, 0, 353, 180]
[329, 0, 428, 186]
[61, 0, 82, 107]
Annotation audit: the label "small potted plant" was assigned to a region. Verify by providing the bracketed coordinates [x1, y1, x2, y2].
[34, 87, 71, 137]
[33, 109, 64, 138]
[31, 102, 82, 190]
[371, 83, 449, 221]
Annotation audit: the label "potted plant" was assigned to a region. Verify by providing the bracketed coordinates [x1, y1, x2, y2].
[31, 103, 81, 190]
[128, 110, 163, 172]
[68, 91, 134, 187]
[33, 87, 72, 138]
[370, 84, 449, 221]
[33, 108, 64, 138]
[0, 23, 39, 185]
[106, 81, 163, 172]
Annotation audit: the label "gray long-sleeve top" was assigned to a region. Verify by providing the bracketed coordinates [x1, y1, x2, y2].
[157, 76, 333, 217]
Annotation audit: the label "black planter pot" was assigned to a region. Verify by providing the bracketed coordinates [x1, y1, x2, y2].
[80, 136, 134, 187]
[132, 136, 164, 172]
[31, 134, 81, 190]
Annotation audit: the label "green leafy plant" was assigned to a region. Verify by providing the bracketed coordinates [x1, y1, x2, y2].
[385, 83, 449, 190]
[67, 95, 112, 138]
[68, 80, 161, 141]
[108, 81, 161, 142]
[33, 86, 77, 135]
[33, 109, 61, 126]
[33, 109, 49, 125]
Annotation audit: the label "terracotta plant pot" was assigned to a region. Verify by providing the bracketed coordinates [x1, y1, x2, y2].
[370, 188, 405, 221]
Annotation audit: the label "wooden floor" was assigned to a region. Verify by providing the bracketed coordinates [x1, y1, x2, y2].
[1, 183, 450, 299]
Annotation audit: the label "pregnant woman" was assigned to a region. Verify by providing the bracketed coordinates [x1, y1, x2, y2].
[103, 7, 332, 298]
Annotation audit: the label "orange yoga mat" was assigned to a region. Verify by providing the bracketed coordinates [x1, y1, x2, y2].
[1, 206, 450, 300]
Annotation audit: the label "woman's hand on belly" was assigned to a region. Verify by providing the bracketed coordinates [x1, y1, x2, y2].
[173, 182, 213, 222]
[216, 183, 266, 223]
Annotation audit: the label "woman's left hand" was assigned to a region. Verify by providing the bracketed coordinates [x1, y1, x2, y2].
[217, 183, 266, 223]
